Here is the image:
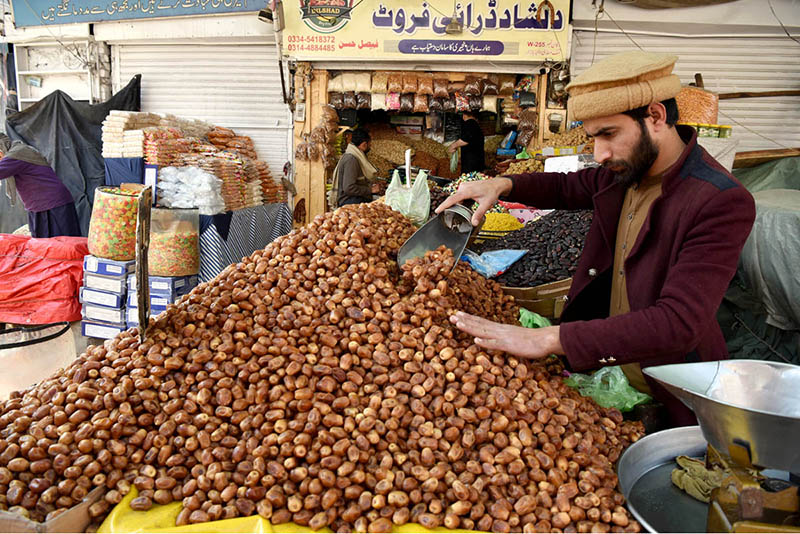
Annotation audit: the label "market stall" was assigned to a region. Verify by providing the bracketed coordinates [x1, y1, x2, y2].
[75, 110, 291, 339]
[281, 0, 572, 224]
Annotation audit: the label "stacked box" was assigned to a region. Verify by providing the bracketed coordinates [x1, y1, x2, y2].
[126, 274, 198, 329]
[80, 255, 134, 339]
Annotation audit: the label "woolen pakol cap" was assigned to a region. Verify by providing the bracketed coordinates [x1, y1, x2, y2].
[566, 51, 682, 121]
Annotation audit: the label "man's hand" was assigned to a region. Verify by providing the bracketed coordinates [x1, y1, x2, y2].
[371, 182, 382, 194]
[447, 143, 458, 155]
[435, 177, 513, 226]
[449, 311, 564, 360]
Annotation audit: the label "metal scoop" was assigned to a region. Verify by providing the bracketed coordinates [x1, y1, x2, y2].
[644, 360, 800, 473]
[397, 204, 475, 271]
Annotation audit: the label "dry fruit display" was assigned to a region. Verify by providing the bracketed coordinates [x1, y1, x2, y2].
[148, 208, 199, 277]
[87, 187, 139, 261]
[0, 202, 643, 534]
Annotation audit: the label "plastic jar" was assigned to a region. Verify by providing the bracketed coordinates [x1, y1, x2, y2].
[148, 208, 199, 276]
[87, 187, 139, 261]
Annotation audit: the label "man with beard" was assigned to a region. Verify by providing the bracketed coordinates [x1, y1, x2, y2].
[436, 51, 755, 428]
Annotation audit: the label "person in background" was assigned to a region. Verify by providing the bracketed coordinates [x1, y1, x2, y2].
[437, 51, 756, 428]
[333, 128, 381, 207]
[0, 134, 81, 238]
[447, 111, 485, 174]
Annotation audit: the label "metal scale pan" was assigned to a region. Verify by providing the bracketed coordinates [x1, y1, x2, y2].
[643, 360, 800, 474]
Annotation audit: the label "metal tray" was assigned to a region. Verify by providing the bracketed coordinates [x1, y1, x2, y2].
[617, 426, 709, 533]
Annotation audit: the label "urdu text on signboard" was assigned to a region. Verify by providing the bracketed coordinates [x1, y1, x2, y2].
[283, 0, 570, 63]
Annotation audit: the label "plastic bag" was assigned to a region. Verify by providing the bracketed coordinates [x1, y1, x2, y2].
[402, 72, 418, 93]
[433, 78, 449, 99]
[329, 92, 344, 110]
[371, 71, 389, 93]
[399, 93, 414, 113]
[482, 74, 499, 95]
[499, 74, 516, 96]
[417, 73, 434, 95]
[455, 92, 469, 112]
[342, 91, 357, 110]
[516, 75, 537, 92]
[322, 105, 339, 122]
[371, 93, 387, 110]
[461, 249, 527, 278]
[443, 97, 456, 112]
[517, 128, 535, 148]
[341, 72, 357, 92]
[307, 142, 320, 161]
[295, 141, 309, 161]
[676, 86, 719, 124]
[387, 92, 401, 110]
[448, 80, 465, 94]
[483, 95, 498, 112]
[565, 366, 652, 412]
[413, 93, 429, 113]
[327, 74, 343, 93]
[429, 97, 443, 112]
[357, 92, 371, 110]
[450, 149, 459, 173]
[519, 308, 552, 329]
[464, 76, 481, 96]
[309, 126, 326, 145]
[469, 95, 482, 111]
[385, 169, 430, 226]
[355, 72, 371, 93]
[519, 109, 538, 131]
[387, 72, 403, 93]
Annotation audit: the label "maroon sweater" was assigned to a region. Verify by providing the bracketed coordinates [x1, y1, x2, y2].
[508, 127, 755, 426]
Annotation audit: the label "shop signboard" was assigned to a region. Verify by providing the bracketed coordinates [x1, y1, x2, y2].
[11, 0, 255, 27]
[283, 0, 570, 62]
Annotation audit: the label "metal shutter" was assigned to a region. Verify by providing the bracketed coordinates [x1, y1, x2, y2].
[112, 42, 291, 174]
[570, 32, 800, 151]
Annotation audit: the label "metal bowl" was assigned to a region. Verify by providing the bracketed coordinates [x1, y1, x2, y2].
[644, 360, 800, 474]
[617, 426, 709, 533]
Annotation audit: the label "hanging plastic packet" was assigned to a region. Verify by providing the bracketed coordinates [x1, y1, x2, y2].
[385, 168, 430, 226]
[460, 249, 527, 278]
[450, 149, 459, 173]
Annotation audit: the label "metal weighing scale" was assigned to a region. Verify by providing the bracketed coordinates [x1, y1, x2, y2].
[618, 360, 800, 533]
[397, 204, 476, 270]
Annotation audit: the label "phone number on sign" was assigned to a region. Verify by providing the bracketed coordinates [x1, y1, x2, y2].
[286, 43, 336, 52]
[286, 35, 335, 44]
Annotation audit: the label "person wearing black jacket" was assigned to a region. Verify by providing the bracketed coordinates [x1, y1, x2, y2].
[447, 112, 485, 173]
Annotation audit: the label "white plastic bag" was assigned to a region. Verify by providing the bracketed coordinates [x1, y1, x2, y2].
[385, 169, 430, 227]
[450, 149, 459, 173]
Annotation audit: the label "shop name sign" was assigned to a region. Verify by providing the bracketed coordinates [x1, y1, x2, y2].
[284, 0, 570, 62]
[12, 0, 254, 26]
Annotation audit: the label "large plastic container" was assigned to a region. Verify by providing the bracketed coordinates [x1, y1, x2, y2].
[87, 187, 139, 261]
[148, 208, 199, 276]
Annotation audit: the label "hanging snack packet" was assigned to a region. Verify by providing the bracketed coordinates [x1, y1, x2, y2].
[399, 93, 414, 113]
[371, 71, 389, 93]
[413, 93, 429, 113]
[417, 73, 434, 95]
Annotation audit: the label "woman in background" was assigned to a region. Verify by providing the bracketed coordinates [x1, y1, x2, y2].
[0, 134, 80, 238]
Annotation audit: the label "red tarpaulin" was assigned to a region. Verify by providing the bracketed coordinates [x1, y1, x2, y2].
[0, 234, 88, 324]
